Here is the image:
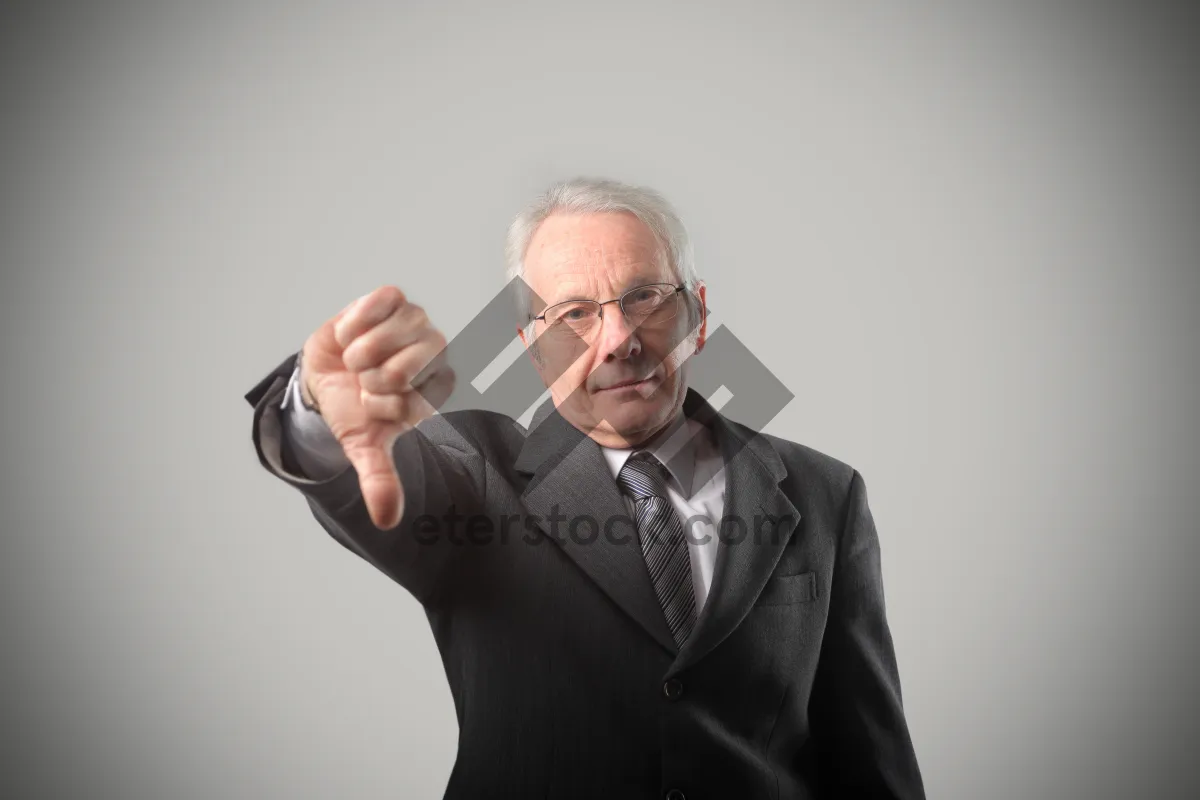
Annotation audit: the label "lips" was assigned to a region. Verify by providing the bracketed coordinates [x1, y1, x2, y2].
[597, 375, 655, 392]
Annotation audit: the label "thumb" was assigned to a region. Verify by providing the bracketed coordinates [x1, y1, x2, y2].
[344, 432, 405, 530]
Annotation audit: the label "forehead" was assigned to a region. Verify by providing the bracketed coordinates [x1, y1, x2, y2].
[524, 211, 664, 280]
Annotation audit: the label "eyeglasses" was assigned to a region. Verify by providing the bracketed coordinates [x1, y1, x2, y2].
[531, 283, 686, 340]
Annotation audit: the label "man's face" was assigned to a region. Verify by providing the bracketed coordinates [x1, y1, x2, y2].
[517, 211, 707, 448]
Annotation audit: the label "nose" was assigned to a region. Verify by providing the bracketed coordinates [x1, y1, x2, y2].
[595, 306, 640, 361]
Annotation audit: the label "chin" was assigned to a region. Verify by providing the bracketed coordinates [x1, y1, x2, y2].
[593, 392, 674, 438]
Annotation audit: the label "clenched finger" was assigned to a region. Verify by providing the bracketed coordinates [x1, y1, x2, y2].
[357, 339, 448, 395]
[334, 286, 406, 350]
[359, 388, 407, 422]
[341, 303, 433, 372]
[404, 367, 456, 423]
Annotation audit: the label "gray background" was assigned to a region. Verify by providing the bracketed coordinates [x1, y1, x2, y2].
[2, 3, 1197, 798]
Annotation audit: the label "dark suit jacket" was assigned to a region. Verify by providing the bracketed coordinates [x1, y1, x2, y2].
[245, 353, 924, 799]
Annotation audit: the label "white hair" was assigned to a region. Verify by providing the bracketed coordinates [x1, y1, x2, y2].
[504, 177, 699, 325]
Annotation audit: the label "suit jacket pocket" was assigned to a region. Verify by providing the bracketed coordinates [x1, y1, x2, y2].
[756, 570, 816, 606]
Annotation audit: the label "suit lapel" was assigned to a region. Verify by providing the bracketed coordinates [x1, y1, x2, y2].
[512, 390, 802, 666]
[515, 399, 678, 655]
[667, 390, 801, 675]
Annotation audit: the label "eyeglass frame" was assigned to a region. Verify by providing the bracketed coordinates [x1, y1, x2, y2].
[530, 282, 687, 330]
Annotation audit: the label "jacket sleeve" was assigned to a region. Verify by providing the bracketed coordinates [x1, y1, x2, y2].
[278, 357, 353, 479]
[245, 352, 482, 606]
[808, 469, 925, 799]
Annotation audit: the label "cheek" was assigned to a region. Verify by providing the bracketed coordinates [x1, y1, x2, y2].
[545, 346, 596, 395]
[661, 348, 684, 374]
[647, 334, 694, 377]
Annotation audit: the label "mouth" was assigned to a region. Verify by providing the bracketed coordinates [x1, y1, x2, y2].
[596, 375, 658, 393]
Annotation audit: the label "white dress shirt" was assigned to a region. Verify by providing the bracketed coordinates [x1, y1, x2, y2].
[279, 363, 727, 610]
[596, 411, 726, 613]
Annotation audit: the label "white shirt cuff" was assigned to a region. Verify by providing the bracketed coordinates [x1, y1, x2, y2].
[280, 360, 351, 478]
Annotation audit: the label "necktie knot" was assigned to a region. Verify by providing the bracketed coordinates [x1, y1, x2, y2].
[617, 453, 670, 501]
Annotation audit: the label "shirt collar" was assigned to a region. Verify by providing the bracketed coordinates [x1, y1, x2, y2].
[599, 410, 701, 497]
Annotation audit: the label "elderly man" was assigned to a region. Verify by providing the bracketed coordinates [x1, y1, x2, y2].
[245, 178, 924, 799]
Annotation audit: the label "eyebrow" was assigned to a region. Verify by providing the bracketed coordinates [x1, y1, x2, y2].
[548, 274, 669, 306]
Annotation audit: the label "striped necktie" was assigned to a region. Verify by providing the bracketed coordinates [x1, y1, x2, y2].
[617, 452, 697, 648]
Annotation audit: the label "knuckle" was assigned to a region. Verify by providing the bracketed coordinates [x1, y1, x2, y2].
[361, 390, 401, 420]
[354, 337, 386, 367]
[358, 367, 385, 393]
[384, 357, 414, 386]
[377, 285, 404, 305]
[342, 346, 365, 371]
[407, 304, 429, 328]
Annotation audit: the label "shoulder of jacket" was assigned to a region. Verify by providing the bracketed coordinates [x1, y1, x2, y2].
[752, 429, 859, 503]
[414, 408, 524, 454]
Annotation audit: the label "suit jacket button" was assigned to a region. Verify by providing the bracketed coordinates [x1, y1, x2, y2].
[664, 790, 686, 800]
[662, 679, 684, 700]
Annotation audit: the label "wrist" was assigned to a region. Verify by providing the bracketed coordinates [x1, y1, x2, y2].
[297, 352, 321, 413]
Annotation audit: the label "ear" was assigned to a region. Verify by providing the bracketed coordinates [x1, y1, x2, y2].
[517, 322, 544, 367]
[692, 282, 708, 353]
